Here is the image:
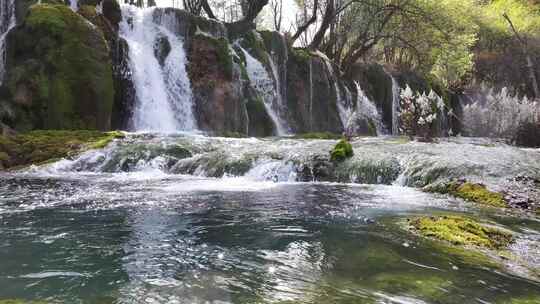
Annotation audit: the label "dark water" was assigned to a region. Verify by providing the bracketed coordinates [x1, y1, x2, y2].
[0, 174, 539, 304]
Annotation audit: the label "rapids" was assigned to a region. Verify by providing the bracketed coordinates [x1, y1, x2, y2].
[1, 134, 540, 303]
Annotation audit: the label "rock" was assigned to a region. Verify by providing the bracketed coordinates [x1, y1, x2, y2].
[0, 130, 123, 169]
[187, 34, 248, 135]
[153, 34, 171, 66]
[286, 49, 343, 133]
[3, 4, 115, 131]
[410, 215, 513, 249]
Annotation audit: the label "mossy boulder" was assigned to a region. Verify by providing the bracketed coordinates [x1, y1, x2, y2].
[2, 4, 114, 131]
[330, 139, 354, 162]
[0, 130, 124, 169]
[410, 215, 512, 249]
[427, 181, 507, 208]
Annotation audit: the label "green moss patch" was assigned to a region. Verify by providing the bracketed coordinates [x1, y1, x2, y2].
[410, 216, 512, 249]
[194, 34, 233, 80]
[427, 181, 507, 208]
[0, 299, 48, 304]
[290, 48, 312, 64]
[330, 139, 354, 162]
[5, 4, 114, 131]
[293, 132, 342, 140]
[0, 130, 124, 169]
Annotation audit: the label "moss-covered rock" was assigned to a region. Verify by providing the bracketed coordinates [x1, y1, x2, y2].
[0, 130, 124, 169]
[0, 300, 48, 304]
[293, 132, 342, 140]
[3, 4, 114, 131]
[427, 181, 507, 208]
[187, 34, 248, 135]
[410, 215, 513, 249]
[330, 139, 354, 162]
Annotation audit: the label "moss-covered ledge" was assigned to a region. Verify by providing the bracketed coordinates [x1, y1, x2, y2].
[0, 130, 124, 170]
[409, 215, 513, 249]
[425, 180, 508, 208]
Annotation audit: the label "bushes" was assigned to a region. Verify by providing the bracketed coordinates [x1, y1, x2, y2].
[399, 85, 445, 141]
[330, 139, 354, 162]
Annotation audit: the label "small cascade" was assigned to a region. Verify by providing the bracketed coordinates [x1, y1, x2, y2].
[0, 0, 15, 85]
[390, 76, 401, 135]
[323, 59, 350, 129]
[267, 56, 289, 129]
[70, 0, 79, 12]
[355, 82, 386, 134]
[119, 5, 197, 133]
[241, 48, 288, 136]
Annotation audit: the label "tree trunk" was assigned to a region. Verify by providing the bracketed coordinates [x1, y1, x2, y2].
[309, 0, 335, 50]
[503, 12, 540, 99]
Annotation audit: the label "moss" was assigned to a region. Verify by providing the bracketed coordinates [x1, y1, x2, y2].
[291, 48, 312, 64]
[0, 300, 48, 304]
[194, 34, 233, 80]
[372, 273, 451, 299]
[240, 31, 269, 67]
[410, 215, 513, 249]
[330, 139, 354, 162]
[427, 181, 507, 208]
[293, 132, 342, 140]
[6, 4, 114, 131]
[0, 130, 124, 169]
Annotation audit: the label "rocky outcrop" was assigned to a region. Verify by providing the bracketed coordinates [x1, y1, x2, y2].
[1, 2, 456, 137]
[1, 4, 114, 131]
[187, 34, 249, 135]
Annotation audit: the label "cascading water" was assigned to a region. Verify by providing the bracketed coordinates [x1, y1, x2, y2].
[241, 47, 288, 136]
[119, 5, 197, 133]
[69, 0, 79, 11]
[0, 0, 15, 85]
[391, 76, 401, 135]
[355, 82, 386, 135]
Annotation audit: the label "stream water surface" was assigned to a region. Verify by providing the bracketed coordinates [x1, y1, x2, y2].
[1, 134, 540, 304]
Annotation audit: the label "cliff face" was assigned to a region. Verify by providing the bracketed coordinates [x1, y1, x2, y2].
[0, 1, 452, 137]
[2, 3, 114, 131]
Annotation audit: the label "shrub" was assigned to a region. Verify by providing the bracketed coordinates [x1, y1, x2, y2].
[330, 139, 354, 162]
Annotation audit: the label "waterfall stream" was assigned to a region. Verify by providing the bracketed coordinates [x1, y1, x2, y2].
[355, 82, 386, 135]
[241, 47, 288, 136]
[391, 76, 401, 135]
[119, 5, 197, 133]
[0, 0, 15, 85]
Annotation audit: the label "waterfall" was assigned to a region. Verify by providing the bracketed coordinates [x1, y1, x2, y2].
[119, 5, 197, 133]
[391, 76, 401, 135]
[70, 0, 79, 12]
[241, 48, 288, 136]
[323, 59, 350, 129]
[268, 56, 289, 129]
[0, 0, 15, 85]
[355, 82, 386, 135]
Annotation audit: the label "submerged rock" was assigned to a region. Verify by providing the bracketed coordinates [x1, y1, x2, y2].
[410, 215, 512, 249]
[426, 180, 507, 208]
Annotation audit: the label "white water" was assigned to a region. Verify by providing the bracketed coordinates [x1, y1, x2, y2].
[119, 5, 197, 133]
[391, 76, 401, 135]
[0, 0, 15, 85]
[70, 0, 79, 11]
[355, 82, 386, 134]
[241, 47, 288, 136]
